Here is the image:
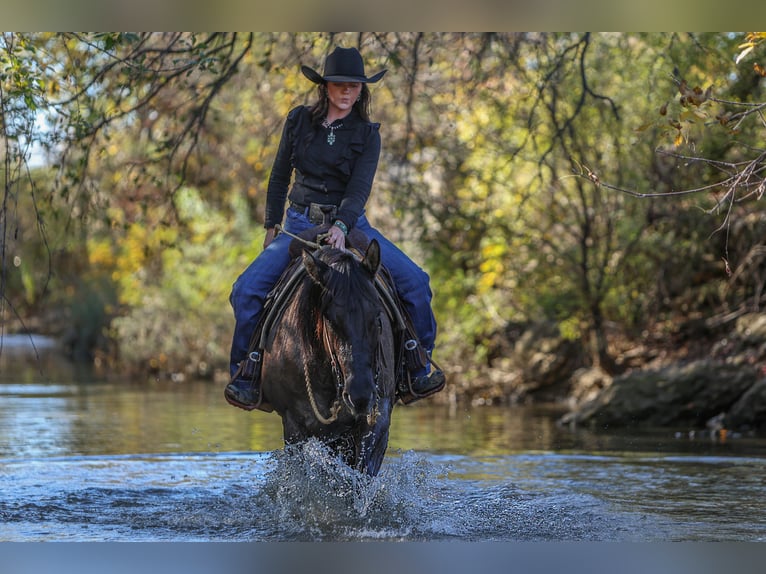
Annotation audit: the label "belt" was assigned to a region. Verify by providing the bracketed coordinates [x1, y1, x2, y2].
[289, 201, 338, 225]
[288, 200, 310, 212]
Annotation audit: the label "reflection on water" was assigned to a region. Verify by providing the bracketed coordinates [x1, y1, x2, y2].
[4, 371, 764, 460]
[2, 364, 766, 541]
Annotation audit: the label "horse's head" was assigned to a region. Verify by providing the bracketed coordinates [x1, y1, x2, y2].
[302, 240, 383, 420]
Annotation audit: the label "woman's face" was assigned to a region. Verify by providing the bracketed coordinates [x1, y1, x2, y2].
[326, 82, 362, 117]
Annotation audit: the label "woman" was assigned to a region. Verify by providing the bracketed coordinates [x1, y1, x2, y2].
[225, 46, 444, 408]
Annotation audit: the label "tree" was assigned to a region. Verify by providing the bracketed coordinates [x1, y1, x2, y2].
[592, 32, 766, 318]
[1, 33, 257, 365]
[5, 32, 762, 390]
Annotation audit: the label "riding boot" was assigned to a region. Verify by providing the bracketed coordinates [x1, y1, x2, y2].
[225, 351, 272, 411]
[411, 368, 446, 394]
[397, 339, 446, 404]
[224, 375, 260, 408]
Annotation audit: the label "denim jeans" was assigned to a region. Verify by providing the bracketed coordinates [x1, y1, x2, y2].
[229, 208, 437, 376]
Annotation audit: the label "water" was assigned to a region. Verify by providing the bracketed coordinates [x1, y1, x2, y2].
[1, 365, 766, 542]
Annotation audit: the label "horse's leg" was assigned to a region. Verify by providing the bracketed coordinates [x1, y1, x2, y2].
[280, 411, 307, 445]
[356, 406, 393, 476]
[363, 426, 391, 476]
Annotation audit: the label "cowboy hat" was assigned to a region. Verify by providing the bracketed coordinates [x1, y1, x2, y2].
[301, 46, 386, 84]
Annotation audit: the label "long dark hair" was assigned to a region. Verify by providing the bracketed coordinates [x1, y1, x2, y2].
[308, 83, 372, 125]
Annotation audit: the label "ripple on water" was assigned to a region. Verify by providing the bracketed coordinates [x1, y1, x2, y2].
[2, 446, 764, 541]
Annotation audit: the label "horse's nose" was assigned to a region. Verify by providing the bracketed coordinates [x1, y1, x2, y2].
[342, 386, 374, 419]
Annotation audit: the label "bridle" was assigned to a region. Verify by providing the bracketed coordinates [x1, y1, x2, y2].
[274, 225, 387, 426]
[302, 313, 383, 426]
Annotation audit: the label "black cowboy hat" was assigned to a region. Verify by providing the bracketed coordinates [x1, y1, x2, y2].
[301, 46, 387, 84]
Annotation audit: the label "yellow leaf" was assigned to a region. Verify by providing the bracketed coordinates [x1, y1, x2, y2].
[735, 45, 754, 65]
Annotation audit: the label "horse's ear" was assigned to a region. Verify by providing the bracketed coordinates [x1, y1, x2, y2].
[362, 239, 381, 277]
[303, 250, 331, 286]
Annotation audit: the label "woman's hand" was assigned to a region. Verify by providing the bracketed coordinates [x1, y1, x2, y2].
[325, 224, 347, 250]
[263, 227, 277, 249]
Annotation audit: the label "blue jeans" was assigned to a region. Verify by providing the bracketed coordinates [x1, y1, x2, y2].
[229, 208, 438, 376]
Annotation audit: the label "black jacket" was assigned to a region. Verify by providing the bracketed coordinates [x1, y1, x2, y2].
[264, 105, 381, 231]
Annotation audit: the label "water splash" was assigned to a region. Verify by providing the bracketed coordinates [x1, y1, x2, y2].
[4, 449, 762, 541]
[255, 439, 446, 540]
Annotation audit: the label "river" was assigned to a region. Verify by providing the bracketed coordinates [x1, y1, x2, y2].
[1, 355, 765, 543]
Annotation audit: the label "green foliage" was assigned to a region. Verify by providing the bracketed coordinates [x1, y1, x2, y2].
[109, 187, 262, 376]
[3, 32, 765, 384]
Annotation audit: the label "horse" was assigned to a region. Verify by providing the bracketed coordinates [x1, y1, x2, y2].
[259, 238, 397, 476]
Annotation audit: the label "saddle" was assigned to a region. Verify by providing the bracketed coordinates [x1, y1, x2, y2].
[238, 224, 434, 410]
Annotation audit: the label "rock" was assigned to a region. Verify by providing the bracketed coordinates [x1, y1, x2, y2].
[506, 321, 584, 401]
[735, 313, 766, 342]
[559, 359, 757, 429]
[725, 377, 766, 431]
[569, 366, 613, 405]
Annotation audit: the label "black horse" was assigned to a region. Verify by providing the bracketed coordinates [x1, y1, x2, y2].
[260, 239, 396, 476]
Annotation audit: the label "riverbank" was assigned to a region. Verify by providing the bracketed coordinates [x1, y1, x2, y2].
[444, 312, 766, 434]
[7, 308, 766, 435]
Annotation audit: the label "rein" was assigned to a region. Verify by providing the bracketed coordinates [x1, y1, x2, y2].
[303, 320, 382, 425]
[278, 224, 385, 426]
[278, 223, 344, 424]
[301, 317, 382, 426]
[305, 319, 344, 425]
[275, 224, 323, 250]
[276, 224, 408, 331]
[302, 337, 343, 425]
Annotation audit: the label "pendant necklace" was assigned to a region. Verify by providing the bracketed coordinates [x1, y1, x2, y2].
[322, 118, 342, 145]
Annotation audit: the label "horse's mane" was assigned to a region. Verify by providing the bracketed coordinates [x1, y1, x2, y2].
[316, 248, 377, 303]
[288, 248, 379, 348]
